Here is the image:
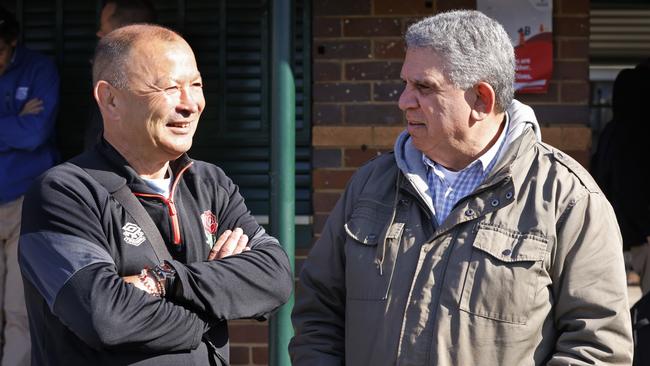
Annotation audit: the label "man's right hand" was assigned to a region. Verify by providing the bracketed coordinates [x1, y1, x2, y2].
[207, 228, 250, 260]
[19, 98, 44, 116]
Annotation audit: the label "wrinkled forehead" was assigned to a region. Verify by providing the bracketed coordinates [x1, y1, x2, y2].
[125, 38, 200, 81]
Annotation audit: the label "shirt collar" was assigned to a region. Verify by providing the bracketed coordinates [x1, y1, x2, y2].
[421, 113, 509, 174]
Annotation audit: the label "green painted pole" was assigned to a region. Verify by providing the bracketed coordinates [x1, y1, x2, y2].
[269, 0, 295, 364]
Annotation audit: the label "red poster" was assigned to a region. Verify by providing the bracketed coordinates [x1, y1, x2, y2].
[478, 0, 553, 93]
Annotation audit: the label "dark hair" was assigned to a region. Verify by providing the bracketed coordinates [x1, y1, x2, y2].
[0, 6, 19, 44]
[105, 0, 157, 28]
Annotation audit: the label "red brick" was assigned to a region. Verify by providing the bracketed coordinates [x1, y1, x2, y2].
[314, 40, 371, 59]
[436, 0, 476, 12]
[230, 346, 250, 365]
[558, 38, 589, 60]
[555, 16, 588, 37]
[313, 169, 355, 189]
[345, 61, 402, 80]
[516, 82, 559, 104]
[554, 60, 589, 80]
[313, 104, 343, 125]
[374, 39, 405, 59]
[344, 148, 387, 167]
[296, 248, 311, 258]
[564, 149, 590, 168]
[313, 148, 342, 168]
[346, 104, 403, 125]
[374, 81, 404, 101]
[343, 17, 402, 37]
[252, 347, 269, 365]
[374, 0, 434, 15]
[314, 0, 371, 15]
[314, 17, 342, 37]
[313, 191, 342, 212]
[560, 0, 589, 15]
[313, 126, 373, 146]
[313, 82, 371, 102]
[561, 82, 589, 103]
[314, 61, 342, 82]
[230, 322, 269, 343]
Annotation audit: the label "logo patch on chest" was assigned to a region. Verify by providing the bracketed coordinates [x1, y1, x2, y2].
[15, 86, 29, 101]
[122, 222, 146, 246]
[201, 210, 218, 247]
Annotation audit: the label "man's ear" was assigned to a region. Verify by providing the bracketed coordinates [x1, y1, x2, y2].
[470, 81, 496, 121]
[94, 80, 120, 121]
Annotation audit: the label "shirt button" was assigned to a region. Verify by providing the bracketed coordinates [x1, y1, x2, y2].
[464, 209, 474, 217]
[491, 199, 500, 207]
[502, 249, 512, 256]
[449, 193, 455, 199]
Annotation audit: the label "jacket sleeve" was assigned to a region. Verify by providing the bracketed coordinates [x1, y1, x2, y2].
[164, 172, 293, 321]
[548, 192, 633, 365]
[19, 171, 209, 352]
[289, 179, 357, 365]
[0, 57, 60, 152]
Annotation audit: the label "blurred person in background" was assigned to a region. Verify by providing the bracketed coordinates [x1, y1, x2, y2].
[0, 5, 59, 366]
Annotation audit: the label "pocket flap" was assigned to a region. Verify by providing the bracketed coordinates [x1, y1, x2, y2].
[473, 224, 547, 263]
[344, 199, 393, 246]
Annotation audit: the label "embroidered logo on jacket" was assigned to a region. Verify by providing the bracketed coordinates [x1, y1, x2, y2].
[15, 86, 29, 101]
[201, 210, 218, 247]
[122, 222, 146, 246]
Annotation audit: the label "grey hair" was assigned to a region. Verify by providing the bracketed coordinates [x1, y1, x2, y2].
[405, 10, 515, 112]
[92, 24, 181, 89]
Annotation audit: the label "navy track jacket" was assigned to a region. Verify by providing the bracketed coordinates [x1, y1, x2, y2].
[0, 45, 59, 204]
[18, 140, 292, 365]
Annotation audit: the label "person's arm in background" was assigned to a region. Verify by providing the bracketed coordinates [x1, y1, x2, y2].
[0, 55, 60, 152]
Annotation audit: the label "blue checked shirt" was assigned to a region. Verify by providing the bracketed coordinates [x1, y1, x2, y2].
[423, 118, 509, 226]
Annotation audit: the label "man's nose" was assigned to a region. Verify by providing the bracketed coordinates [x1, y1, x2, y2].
[398, 86, 417, 111]
[177, 87, 200, 114]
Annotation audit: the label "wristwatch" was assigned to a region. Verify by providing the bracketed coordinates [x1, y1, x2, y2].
[149, 261, 176, 297]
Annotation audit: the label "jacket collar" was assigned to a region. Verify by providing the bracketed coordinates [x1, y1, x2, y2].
[75, 139, 193, 194]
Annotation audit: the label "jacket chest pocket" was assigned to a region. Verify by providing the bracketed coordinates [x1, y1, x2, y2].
[459, 224, 548, 325]
[344, 199, 404, 301]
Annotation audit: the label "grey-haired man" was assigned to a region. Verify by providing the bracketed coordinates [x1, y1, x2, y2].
[291, 10, 632, 365]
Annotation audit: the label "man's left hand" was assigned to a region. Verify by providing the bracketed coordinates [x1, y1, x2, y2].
[207, 227, 250, 260]
[19, 98, 44, 116]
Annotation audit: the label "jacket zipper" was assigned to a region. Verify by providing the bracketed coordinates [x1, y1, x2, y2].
[134, 162, 193, 245]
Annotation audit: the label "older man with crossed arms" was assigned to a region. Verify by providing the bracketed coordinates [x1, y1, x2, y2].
[19, 24, 292, 365]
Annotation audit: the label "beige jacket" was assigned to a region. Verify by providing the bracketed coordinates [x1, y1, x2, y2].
[291, 103, 633, 365]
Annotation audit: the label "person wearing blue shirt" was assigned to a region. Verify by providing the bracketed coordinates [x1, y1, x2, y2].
[0, 6, 59, 366]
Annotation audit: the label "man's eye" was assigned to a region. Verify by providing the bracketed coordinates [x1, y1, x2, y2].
[192, 82, 203, 88]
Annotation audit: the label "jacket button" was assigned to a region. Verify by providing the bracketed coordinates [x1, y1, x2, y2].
[502, 249, 512, 256]
[491, 199, 499, 207]
[505, 191, 513, 199]
[464, 209, 474, 216]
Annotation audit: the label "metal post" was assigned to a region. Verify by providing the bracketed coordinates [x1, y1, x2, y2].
[269, 0, 295, 364]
